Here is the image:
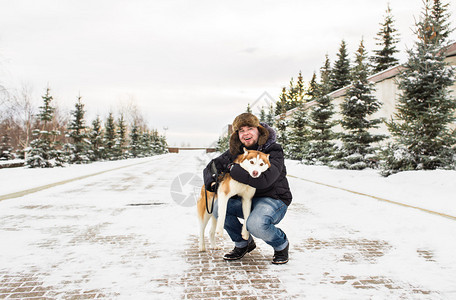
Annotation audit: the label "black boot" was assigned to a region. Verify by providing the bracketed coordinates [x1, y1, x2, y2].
[272, 243, 289, 264]
[223, 239, 256, 261]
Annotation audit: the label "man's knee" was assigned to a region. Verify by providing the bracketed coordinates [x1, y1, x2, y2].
[246, 213, 269, 235]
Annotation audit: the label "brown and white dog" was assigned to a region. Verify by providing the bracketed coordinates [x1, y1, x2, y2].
[197, 148, 271, 251]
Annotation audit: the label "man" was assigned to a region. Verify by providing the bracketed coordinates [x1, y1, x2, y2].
[203, 112, 292, 264]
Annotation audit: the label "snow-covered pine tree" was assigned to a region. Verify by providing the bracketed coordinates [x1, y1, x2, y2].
[26, 87, 64, 168]
[431, 0, 452, 45]
[0, 123, 13, 160]
[338, 39, 385, 170]
[103, 112, 117, 160]
[66, 96, 89, 164]
[275, 89, 289, 155]
[286, 77, 297, 110]
[306, 72, 319, 101]
[216, 131, 229, 153]
[287, 105, 310, 161]
[246, 103, 252, 113]
[307, 56, 337, 165]
[295, 71, 306, 104]
[265, 104, 275, 126]
[139, 130, 151, 156]
[259, 107, 266, 123]
[382, 0, 456, 175]
[129, 122, 141, 158]
[331, 40, 351, 91]
[115, 114, 127, 159]
[275, 87, 288, 116]
[370, 4, 400, 74]
[88, 116, 104, 161]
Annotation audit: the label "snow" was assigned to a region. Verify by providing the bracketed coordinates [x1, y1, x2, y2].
[0, 150, 455, 298]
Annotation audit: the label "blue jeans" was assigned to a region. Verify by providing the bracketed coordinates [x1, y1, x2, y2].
[213, 196, 288, 251]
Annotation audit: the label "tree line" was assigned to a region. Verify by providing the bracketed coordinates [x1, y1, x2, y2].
[0, 87, 168, 167]
[218, 0, 455, 176]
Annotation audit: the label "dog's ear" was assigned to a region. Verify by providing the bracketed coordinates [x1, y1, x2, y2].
[243, 147, 248, 156]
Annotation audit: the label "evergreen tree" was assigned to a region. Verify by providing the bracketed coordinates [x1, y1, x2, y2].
[259, 107, 266, 123]
[306, 60, 337, 165]
[286, 77, 297, 110]
[129, 122, 141, 157]
[216, 132, 230, 153]
[88, 116, 104, 161]
[338, 39, 385, 169]
[383, 0, 456, 175]
[246, 103, 252, 113]
[306, 72, 319, 100]
[115, 114, 127, 158]
[295, 71, 306, 104]
[103, 112, 117, 160]
[66, 96, 89, 164]
[430, 0, 452, 45]
[371, 4, 400, 73]
[331, 40, 351, 91]
[275, 87, 288, 116]
[320, 54, 333, 92]
[0, 123, 13, 160]
[26, 87, 64, 168]
[265, 104, 275, 126]
[287, 105, 310, 161]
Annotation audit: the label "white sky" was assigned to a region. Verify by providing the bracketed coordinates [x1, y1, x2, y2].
[0, 0, 455, 146]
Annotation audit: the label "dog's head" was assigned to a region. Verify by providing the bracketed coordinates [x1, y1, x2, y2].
[238, 148, 270, 178]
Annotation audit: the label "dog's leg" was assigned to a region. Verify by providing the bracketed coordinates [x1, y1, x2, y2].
[199, 211, 211, 251]
[215, 195, 228, 237]
[209, 215, 220, 249]
[241, 189, 255, 240]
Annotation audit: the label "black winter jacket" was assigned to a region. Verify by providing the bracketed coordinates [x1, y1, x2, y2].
[203, 124, 292, 206]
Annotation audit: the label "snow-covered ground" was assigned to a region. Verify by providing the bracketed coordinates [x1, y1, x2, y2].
[0, 150, 455, 299]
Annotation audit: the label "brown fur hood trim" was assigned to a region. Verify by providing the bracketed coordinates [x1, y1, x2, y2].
[229, 113, 270, 156]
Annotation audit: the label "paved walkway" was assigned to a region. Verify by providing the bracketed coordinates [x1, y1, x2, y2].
[1, 153, 455, 299]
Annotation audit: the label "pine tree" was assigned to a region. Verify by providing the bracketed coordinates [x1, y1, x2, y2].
[88, 116, 104, 161]
[115, 114, 127, 158]
[338, 39, 385, 169]
[307, 58, 337, 165]
[286, 77, 297, 110]
[104, 112, 117, 160]
[295, 71, 306, 104]
[331, 40, 351, 91]
[216, 132, 229, 153]
[26, 87, 64, 168]
[266, 104, 275, 126]
[431, 0, 452, 44]
[275, 89, 289, 152]
[371, 4, 400, 73]
[129, 122, 141, 157]
[383, 0, 456, 174]
[320, 54, 333, 92]
[287, 105, 310, 161]
[306, 72, 319, 100]
[259, 107, 266, 123]
[0, 123, 13, 160]
[246, 103, 252, 113]
[66, 96, 89, 164]
[275, 87, 288, 116]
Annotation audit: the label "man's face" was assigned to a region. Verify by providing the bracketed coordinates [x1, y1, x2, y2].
[238, 126, 260, 147]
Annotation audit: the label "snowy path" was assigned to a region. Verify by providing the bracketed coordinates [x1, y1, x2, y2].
[0, 150, 456, 299]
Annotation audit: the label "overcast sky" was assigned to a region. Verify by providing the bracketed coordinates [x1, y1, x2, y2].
[1, 0, 455, 147]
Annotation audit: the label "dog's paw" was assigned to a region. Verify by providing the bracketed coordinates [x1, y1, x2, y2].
[215, 227, 224, 237]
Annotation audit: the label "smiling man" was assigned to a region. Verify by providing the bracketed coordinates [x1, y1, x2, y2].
[203, 112, 292, 264]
